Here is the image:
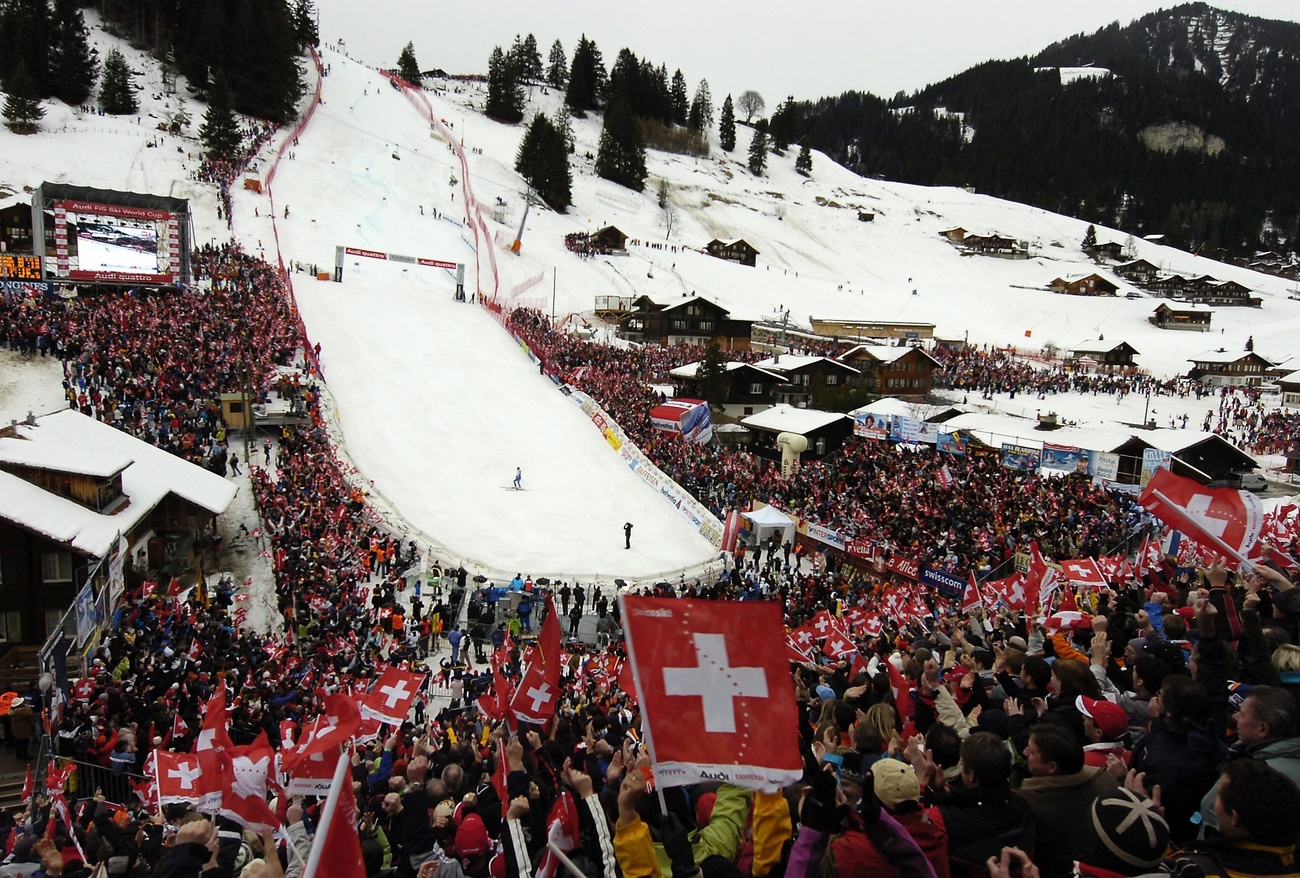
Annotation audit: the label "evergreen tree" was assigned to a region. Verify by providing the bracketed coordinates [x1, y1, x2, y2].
[688, 79, 712, 132]
[199, 73, 241, 160]
[397, 41, 422, 85]
[555, 104, 575, 153]
[0, 0, 53, 99]
[796, 143, 813, 176]
[227, 0, 303, 121]
[547, 39, 567, 88]
[1082, 223, 1098, 251]
[515, 112, 571, 212]
[670, 69, 689, 126]
[99, 48, 138, 114]
[485, 45, 524, 123]
[2, 61, 45, 133]
[292, 0, 319, 49]
[769, 95, 797, 154]
[1245, 335, 1254, 351]
[696, 341, 728, 409]
[519, 33, 543, 82]
[747, 118, 768, 175]
[49, 0, 98, 106]
[565, 35, 605, 113]
[719, 94, 736, 152]
[595, 97, 647, 191]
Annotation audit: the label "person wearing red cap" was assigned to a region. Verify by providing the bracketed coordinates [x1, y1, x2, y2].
[1076, 695, 1131, 769]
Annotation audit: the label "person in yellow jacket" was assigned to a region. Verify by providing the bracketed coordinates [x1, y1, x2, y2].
[613, 757, 792, 878]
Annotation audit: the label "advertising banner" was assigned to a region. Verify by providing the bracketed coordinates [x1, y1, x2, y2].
[921, 566, 966, 597]
[1001, 443, 1041, 472]
[889, 415, 938, 444]
[1140, 449, 1173, 486]
[853, 412, 890, 440]
[937, 432, 968, 455]
[1041, 443, 1084, 473]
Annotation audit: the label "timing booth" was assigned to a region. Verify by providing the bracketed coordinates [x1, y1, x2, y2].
[740, 504, 797, 548]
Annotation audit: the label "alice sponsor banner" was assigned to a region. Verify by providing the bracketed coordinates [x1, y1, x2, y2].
[885, 554, 920, 581]
[1001, 443, 1041, 472]
[1041, 443, 1084, 472]
[936, 432, 967, 455]
[853, 412, 890, 440]
[889, 415, 938, 444]
[922, 566, 966, 597]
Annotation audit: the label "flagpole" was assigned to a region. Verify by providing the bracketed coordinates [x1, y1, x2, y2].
[546, 839, 588, 878]
[300, 752, 351, 878]
[1150, 489, 1250, 565]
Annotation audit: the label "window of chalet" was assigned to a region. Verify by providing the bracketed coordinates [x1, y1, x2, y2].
[672, 320, 688, 331]
[750, 383, 763, 395]
[826, 374, 838, 386]
[699, 321, 713, 331]
[41, 551, 74, 583]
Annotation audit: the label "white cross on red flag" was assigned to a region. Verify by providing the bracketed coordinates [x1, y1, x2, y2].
[153, 750, 220, 810]
[1060, 558, 1108, 591]
[622, 596, 802, 791]
[1139, 468, 1264, 566]
[361, 667, 426, 725]
[508, 594, 562, 725]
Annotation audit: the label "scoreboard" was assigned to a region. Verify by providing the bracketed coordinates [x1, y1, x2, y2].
[0, 253, 42, 280]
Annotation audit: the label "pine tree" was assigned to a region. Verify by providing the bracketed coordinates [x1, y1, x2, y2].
[199, 73, 241, 160]
[515, 113, 571, 212]
[0, 0, 52, 99]
[595, 97, 647, 191]
[670, 69, 688, 126]
[227, 0, 303, 122]
[519, 33, 543, 83]
[769, 95, 796, 154]
[688, 79, 712, 132]
[99, 48, 138, 114]
[696, 341, 728, 408]
[292, 0, 319, 49]
[485, 45, 524, 123]
[719, 94, 736, 152]
[49, 0, 97, 106]
[796, 144, 812, 177]
[547, 39, 567, 88]
[565, 35, 604, 113]
[3, 61, 45, 133]
[748, 119, 768, 176]
[1082, 223, 1098, 251]
[555, 105, 575, 153]
[397, 42, 422, 85]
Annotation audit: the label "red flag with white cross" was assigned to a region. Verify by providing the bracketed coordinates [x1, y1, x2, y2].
[622, 596, 802, 790]
[360, 667, 426, 725]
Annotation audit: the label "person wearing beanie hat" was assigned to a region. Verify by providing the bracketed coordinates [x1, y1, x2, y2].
[1080, 788, 1170, 877]
[1076, 696, 1131, 769]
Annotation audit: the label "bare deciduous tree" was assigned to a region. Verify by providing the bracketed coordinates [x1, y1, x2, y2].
[736, 90, 765, 123]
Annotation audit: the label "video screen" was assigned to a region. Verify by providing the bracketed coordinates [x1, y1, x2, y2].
[70, 213, 162, 274]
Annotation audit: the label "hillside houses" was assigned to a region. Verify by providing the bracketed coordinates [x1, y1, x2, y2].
[1186, 350, 1276, 386]
[938, 227, 1029, 258]
[1048, 273, 1119, 296]
[1150, 302, 1213, 331]
[1069, 340, 1139, 370]
[705, 238, 759, 267]
[1113, 261, 1261, 307]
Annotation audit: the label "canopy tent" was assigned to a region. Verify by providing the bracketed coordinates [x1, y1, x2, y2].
[741, 505, 796, 546]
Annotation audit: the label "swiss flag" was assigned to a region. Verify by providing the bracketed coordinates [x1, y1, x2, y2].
[790, 624, 818, 653]
[172, 713, 190, 740]
[193, 686, 234, 800]
[284, 745, 343, 796]
[1060, 558, 1108, 591]
[187, 638, 202, 661]
[282, 694, 362, 773]
[154, 750, 220, 810]
[535, 791, 581, 878]
[72, 678, 96, 702]
[219, 732, 280, 832]
[961, 571, 984, 613]
[1140, 468, 1264, 566]
[622, 596, 802, 790]
[299, 752, 367, 878]
[1025, 542, 1058, 618]
[809, 609, 839, 639]
[361, 667, 426, 725]
[822, 631, 856, 660]
[617, 659, 637, 704]
[885, 658, 914, 723]
[785, 635, 813, 664]
[509, 594, 562, 725]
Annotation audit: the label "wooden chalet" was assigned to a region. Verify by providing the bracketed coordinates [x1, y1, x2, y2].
[1186, 350, 1276, 387]
[619, 294, 753, 350]
[1115, 259, 1161, 285]
[837, 344, 940, 400]
[705, 238, 759, 267]
[750, 355, 860, 408]
[1183, 278, 1261, 308]
[1150, 302, 1212, 332]
[1089, 241, 1125, 261]
[740, 405, 853, 462]
[857, 211, 875, 222]
[590, 226, 628, 251]
[962, 233, 1028, 258]
[0, 410, 235, 655]
[1279, 369, 1300, 411]
[1069, 339, 1139, 369]
[1048, 274, 1119, 296]
[938, 227, 968, 243]
[668, 361, 789, 418]
[808, 318, 935, 343]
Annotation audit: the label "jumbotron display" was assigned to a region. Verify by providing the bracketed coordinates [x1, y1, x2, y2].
[32, 183, 192, 286]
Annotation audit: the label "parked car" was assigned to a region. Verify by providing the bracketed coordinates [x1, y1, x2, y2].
[1217, 471, 1269, 492]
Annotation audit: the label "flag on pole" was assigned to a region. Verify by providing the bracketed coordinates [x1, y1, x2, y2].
[299, 752, 366, 878]
[622, 596, 802, 790]
[1139, 468, 1264, 566]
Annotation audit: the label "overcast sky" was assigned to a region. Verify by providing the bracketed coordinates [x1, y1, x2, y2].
[318, 1, 1300, 110]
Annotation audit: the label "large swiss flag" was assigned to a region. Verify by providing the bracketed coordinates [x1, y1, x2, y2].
[1140, 468, 1263, 565]
[622, 596, 801, 790]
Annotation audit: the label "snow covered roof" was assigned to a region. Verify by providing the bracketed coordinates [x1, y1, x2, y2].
[0, 438, 132, 478]
[839, 343, 940, 365]
[1154, 302, 1212, 312]
[1279, 369, 1300, 385]
[741, 404, 848, 435]
[849, 397, 967, 421]
[1072, 339, 1137, 355]
[1188, 349, 1274, 365]
[752, 355, 859, 374]
[939, 412, 1132, 453]
[0, 410, 236, 558]
[669, 361, 787, 382]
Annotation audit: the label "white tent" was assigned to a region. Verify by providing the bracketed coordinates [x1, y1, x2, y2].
[741, 505, 796, 546]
